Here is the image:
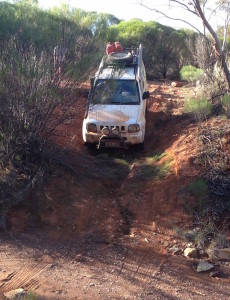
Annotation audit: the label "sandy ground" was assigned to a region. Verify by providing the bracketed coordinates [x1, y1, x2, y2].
[0, 81, 230, 300]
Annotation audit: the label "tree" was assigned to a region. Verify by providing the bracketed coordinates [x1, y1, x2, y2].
[107, 19, 192, 79]
[0, 1, 113, 220]
[137, 0, 230, 90]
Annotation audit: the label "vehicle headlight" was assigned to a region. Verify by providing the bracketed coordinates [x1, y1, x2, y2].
[87, 123, 97, 133]
[111, 127, 119, 136]
[128, 124, 140, 133]
[102, 127, 110, 135]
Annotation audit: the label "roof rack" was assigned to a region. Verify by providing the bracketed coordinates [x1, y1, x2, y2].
[99, 44, 143, 73]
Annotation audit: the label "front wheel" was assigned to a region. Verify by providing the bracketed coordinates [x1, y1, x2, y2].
[84, 142, 96, 149]
[133, 140, 145, 151]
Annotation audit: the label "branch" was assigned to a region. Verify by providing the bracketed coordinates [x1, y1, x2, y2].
[193, 1, 222, 50]
[169, 0, 198, 16]
[136, 1, 204, 35]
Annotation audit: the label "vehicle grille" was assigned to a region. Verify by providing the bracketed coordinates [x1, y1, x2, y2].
[99, 125, 126, 132]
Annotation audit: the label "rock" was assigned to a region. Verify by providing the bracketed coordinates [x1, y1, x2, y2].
[207, 248, 230, 261]
[209, 270, 226, 278]
[196, 260, 214, 273]
[4, 288, 25, 299]
[89, 283, 95, 287]
[184, 247, 198, 258]
[163, 241, 169, 247]
[147, 291, 154, 295]
[169, 246, 180, 255]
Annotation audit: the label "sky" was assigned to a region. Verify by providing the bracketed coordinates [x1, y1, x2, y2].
[37, 0, 198, 30]
[38, 0, 224, 32]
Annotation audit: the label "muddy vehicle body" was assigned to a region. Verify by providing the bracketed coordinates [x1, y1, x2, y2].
[82, 44, 150, 149]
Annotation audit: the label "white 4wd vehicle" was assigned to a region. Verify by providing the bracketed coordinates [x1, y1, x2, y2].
[82, 44, 150, 149]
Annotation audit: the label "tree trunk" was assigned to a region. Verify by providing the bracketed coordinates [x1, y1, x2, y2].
[194, 0, 230, 90]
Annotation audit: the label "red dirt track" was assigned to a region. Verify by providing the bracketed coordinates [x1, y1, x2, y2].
[0, 81, 230, 300]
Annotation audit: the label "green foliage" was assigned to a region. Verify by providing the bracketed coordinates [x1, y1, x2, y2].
[221, 93, 230, 118]
[176, 219, 229, 252]
[107, 19, 193, 79]
[182, 178, 208, 217]
[0, 1, 114, 53]
[16, 291, 37, 300]
[0, 2, 194, 80]
[188, 178, 207, 199]
[0, 2, 106, 212]
[180, 65, 204, 82]
[145, 152, 167, 165]
[134, 153, 173, 180]
[184, 96, 212, 122]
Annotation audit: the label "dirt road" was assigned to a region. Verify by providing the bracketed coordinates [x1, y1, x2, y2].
[0, 82, 230, 299]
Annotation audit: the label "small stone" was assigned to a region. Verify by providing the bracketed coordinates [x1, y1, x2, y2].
[207, 248, 230, 261]
[4, 288, 25, 299]
[169, 246, 180, 254]
[49, 264, 56, 269]
[163, 241, 169, 247]
[171, 81, 183, 87]
[196, 261, 214, 273]
[90, 283, 95, 287]
[184, 247, 198, 258]
[209, 270, 226, 278]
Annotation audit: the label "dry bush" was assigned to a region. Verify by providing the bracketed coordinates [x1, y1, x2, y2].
[0, 37, 97, 221]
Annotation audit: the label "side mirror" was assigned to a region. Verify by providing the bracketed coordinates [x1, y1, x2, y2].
[142, 91, 150, 100]
[90, 76, 95, 88]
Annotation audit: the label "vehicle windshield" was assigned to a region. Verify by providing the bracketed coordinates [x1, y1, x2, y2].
[92, 79, 140, 105]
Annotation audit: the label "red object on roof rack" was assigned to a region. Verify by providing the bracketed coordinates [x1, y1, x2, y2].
[106, 42, 115, 55]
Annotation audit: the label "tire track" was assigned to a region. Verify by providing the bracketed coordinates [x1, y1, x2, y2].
[0, 263, 50, 293]
[117, 247, 165, 285]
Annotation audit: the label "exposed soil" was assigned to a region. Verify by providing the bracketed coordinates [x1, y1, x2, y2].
[0, 81, 230, 300]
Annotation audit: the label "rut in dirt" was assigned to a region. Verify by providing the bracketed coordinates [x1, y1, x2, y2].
[29, 81, 195, 245]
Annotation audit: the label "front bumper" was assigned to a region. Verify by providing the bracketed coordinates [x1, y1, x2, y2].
[98, 136, 126, 149]
[83, 131, 144, 148]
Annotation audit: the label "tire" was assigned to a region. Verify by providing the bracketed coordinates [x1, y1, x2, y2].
[133, 140, 145, 151]
[84, 142, 96, 149]
[106, 52, 133, 65]
[138, 140, 145, 150]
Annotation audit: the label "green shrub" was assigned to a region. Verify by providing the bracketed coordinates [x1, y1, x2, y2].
[221, 93, 230, 118]
[183, 178, 208, 216]
[188, 178, 207, 199]
[184, 96, 212, 122]
[180, 65, 204, 83]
